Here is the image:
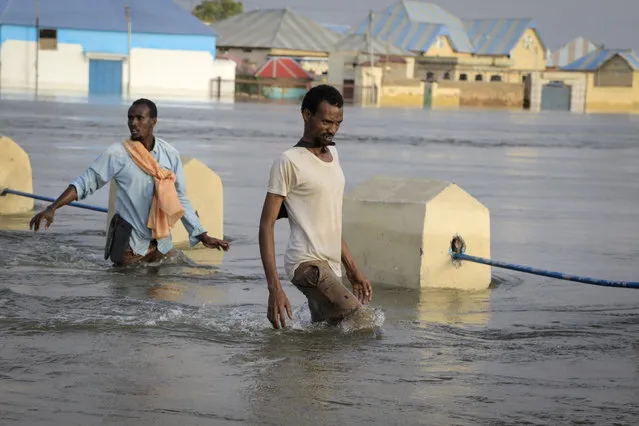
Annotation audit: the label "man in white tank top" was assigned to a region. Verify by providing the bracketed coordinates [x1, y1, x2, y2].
[259, 85, 373, 329]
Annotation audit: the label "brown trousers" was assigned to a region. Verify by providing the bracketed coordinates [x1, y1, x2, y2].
[291, 260, 362, 324]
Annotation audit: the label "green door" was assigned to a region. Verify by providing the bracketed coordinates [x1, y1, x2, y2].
[423, 86, 432, 108]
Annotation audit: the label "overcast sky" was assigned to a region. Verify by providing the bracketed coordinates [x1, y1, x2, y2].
[177, 0, 638, 51]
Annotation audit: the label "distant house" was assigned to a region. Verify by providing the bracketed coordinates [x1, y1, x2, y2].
[254, 57, 313, 101]
[547, 37, 600, 69]
[0, 0, 235, 100]
[562, 48, 639, 113]
[327, 32, 414, 103]
[213, 9, 341, 76]
[349, 1, 547, 83]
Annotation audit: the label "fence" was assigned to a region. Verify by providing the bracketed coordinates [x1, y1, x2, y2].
[210, 77, 316, 102]
[209, 77, 369, 104]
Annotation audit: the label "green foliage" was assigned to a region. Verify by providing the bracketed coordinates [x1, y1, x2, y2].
[192, 0, 244, 23]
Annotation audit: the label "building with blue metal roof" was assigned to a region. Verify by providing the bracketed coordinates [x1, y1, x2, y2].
[347, 1, 547, 84]
[561, 48, 639, 71]
[0, 0, 235, 100]
[353, 1, 473, 53]
[559, 48, 639, 113]
[547, 37, 600, 69]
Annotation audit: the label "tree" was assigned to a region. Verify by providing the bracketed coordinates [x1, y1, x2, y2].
[192, 0, 244, 24]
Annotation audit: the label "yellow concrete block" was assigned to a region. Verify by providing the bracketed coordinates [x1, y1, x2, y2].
[343, 175, 491, 290]
[0, 136, 34, 215]
[107, 156, 224, 248]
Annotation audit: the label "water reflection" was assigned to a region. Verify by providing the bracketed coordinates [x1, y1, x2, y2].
[376, 285, 491, 327]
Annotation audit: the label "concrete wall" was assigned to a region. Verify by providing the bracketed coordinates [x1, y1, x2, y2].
[379, 80, 424, 108]
[438, 81, 525, 108]
[354, 65, 382, 107]
[584, 71, 639, 113]
[327, 52, 349, 86]
[430, 83, 461, 108]
[529, 71, 586, 113]
[218, 47, 269, 74]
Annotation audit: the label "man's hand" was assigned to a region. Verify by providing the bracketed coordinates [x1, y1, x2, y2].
[347, 268, 373, 304]
[198, 233, 230, 251]
[29, 206, 56, 232]
[267, 286, 293, 329]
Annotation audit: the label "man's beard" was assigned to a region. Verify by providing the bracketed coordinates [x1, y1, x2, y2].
[313, 135, 335, 152]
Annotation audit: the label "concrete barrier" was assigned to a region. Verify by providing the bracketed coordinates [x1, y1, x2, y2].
[343, 175, 491, 290]
[0, 136, 34, 215]
[107, 156, 224, 248]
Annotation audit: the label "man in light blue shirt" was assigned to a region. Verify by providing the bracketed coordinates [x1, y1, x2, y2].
[29, 98, 229, 266]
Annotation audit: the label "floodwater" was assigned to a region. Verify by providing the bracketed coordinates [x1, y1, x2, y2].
[1, 97, 638, 425]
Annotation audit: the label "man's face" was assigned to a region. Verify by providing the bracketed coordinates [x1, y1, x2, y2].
[128, 104, 156, 142]
[303, 101, 343, 146]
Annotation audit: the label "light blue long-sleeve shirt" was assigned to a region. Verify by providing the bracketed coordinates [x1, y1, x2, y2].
[71, 137, 207, 255]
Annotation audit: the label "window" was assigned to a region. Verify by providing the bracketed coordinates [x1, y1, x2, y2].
[595, 56, 633, 87]
[490, 75, 502, 82]
[443, 72, 451, 80]
[522, 35, 534, 50]
[426, 71, 435, 82]
[437, 37, 445, 49]
[459, 73, 468, 81]
[475, 74, 483, 81]
[39, 28, 57, 50]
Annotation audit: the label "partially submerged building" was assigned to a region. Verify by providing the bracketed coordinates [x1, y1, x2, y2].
[0, 0, 235, 100]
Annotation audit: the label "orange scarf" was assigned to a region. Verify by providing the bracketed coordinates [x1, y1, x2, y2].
[123, 140, 184, 240]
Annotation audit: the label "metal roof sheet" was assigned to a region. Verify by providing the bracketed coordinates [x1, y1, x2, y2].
[561, 48, 639, 71]
[0, 0, 215, 36]
[547, 37, 600, 67]
[213, 8, 340, 52]
[464, 19, 536, 55]
[333, 33, 413, 55]
[353, 1, 473, 53]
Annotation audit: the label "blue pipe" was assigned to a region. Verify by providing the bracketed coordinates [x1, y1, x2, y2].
[1, 188, 108, 213]
[451, 252, 639, 289]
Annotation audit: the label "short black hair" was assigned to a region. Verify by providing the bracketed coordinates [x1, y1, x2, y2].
[301, 84, 344, 115]
[130, 98, 157, 118]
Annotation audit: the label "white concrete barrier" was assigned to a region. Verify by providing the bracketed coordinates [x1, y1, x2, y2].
[107, 156, 224, 248]
[0, 136, 34, 215]
[343, 175, 491, 290]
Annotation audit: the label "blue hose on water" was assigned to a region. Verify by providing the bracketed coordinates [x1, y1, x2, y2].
[451, 252, 639, 289]
[1, 188, 108, 213]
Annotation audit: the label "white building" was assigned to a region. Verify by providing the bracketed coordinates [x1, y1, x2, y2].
[0, 0, 236, 101]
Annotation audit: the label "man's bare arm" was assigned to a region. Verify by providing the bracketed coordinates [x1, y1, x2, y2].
[342, 236, 373, 303]
[259, 192, 293, 328]
[29, 185, 78, 231]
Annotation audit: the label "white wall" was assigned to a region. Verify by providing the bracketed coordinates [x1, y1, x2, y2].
[0, 40, 236, 100]
[209, 59, 237, 101]
[1, 40, 88, 95]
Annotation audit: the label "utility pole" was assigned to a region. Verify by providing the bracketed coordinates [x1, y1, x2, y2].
[366, 9, 375, 106]
[125, 5, 132, 100]
[35, 0, 39, 98]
